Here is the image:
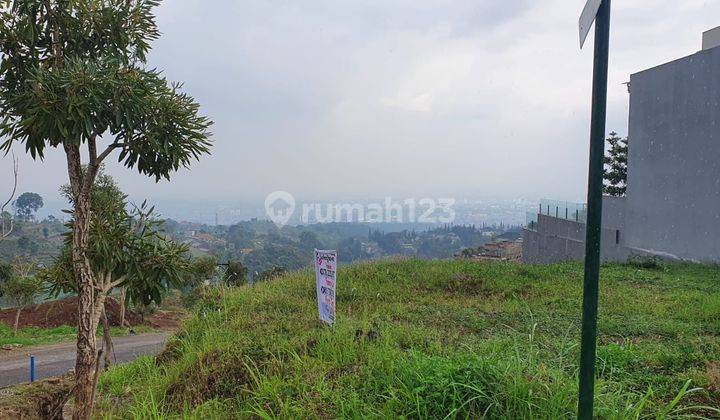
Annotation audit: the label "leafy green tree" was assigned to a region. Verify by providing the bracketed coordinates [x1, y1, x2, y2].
[604, 132, 629, 196]
[1, 259, 43, 334]
[48, 169, 191, 309]
[223, 260, 248, 286]
[188, 256, 219, 285]
[0, 1, 212, 413]
[13, 192, 43, 220]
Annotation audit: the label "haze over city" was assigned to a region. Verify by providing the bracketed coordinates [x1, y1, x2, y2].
[4, 0, 719, 221]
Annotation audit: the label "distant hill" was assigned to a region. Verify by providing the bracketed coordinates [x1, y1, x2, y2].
[0, 218, 66, 264]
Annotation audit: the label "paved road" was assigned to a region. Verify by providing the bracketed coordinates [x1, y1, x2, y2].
[0, 333, 169, 387]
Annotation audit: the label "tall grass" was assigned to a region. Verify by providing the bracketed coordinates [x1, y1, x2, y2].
[96, 260, 720, 418]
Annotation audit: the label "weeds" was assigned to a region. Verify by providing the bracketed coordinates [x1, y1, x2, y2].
[96, 260, 720, 418]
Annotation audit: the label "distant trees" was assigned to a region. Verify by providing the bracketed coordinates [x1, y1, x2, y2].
[13, 192, 43, 220]
[338, 237, 370, 262]
[16, 236, 39, 253]
[244, 241, 306, 277]
[299, 231, 323, 250]
[223, 261, 248, 286]
[226, 225, 255, 249]
[604, 132, 629, 196]
[417, 235, 460, 259]
[188, 256, 219, 285]
[256, 266, 288, 283]
[0, 259, 43, 334]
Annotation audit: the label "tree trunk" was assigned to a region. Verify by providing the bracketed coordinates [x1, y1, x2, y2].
[119, 287, 127, 327]
[13, 307, 21, 335]
[71, 196, 102, 420]
[101, 306, 114, 370]
[65, 143, 104, 420]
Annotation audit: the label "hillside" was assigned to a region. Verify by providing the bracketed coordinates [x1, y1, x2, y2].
[97, 260, 720, 418]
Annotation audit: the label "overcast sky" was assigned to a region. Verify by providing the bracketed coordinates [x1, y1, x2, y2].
[3, 0, 720, 217]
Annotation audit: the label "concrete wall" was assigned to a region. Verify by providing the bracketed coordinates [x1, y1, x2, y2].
[522, 207, 628, 264]
[625, 46, 720, 262]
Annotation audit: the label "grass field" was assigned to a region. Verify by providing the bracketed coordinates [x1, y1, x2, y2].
[96, 259, 720, 418]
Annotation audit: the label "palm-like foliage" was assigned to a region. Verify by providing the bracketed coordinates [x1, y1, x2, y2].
[0, 0, 212, 178]
[44, 171, 190, 307]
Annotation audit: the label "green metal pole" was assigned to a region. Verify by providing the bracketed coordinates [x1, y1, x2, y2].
[578, 0, 611, 419]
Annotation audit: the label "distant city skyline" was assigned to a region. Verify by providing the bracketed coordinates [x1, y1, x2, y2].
[30, 194, 537, 227]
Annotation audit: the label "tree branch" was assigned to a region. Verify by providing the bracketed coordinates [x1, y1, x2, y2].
[82, 135, 117, 198]
[104, 275, 127, 294]
[96, 141, 125, 164]
[88, 133, 98, 166]
[63, 142, 83, 200]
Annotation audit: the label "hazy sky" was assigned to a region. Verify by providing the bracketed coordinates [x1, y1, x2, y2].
[3, 0, 720, 217]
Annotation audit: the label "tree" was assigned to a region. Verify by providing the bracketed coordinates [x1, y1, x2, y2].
[0, 259, 43, 334]
[46, 167, 190, 323]
[13, 192, 43, 220]
[0, 2, 212, 416]
[1, 151, 17, 239]
[223, 260, 248, 286]
[44, 174, 195, 413]
[603, 132, 629, 197]
[188, 256, 219, 285]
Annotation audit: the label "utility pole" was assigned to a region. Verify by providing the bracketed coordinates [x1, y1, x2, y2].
[577, 0, 611, 419]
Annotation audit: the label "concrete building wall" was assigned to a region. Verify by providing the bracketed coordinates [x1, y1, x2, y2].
[602, 196, 626, 232]
[625, 46, 720, 262]
[522, 210, 627, 264]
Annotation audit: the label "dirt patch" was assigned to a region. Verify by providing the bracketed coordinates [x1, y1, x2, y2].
[144, 309, 184, 329]
[443, 274, 498, 297]
[0, 373, 73, 419]
[164, 350, 253, 411]
[0, 297, 184, 330]
[0, 296, 144, 329]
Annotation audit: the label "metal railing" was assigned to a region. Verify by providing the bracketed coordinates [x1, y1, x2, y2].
[526, 199, 587, 230]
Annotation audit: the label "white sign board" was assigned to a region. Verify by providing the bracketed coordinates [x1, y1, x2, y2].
[579, 0, 602, 48]
[314, 249, 337, 324]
